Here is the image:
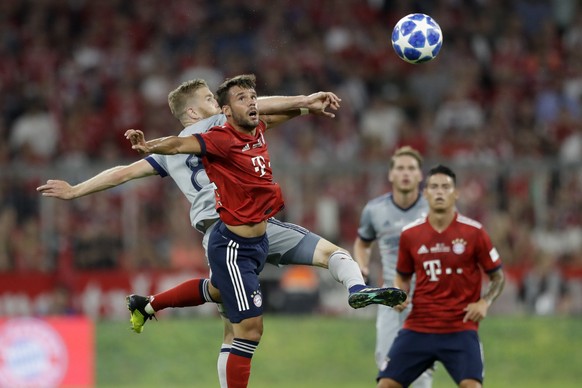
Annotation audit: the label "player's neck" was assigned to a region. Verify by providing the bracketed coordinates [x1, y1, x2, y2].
[392, 190, 419, 209]
[228, 121, 256, 136]
[182, 118, 201, 128]
[427, 210, 455, 233]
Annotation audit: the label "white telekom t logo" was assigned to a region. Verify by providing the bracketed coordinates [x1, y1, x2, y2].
[252, 156, 267, 176]
[423, 260, 441, 281]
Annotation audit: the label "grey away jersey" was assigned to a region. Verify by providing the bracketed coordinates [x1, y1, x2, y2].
[145, 114, 227, 232]
[357, 193, 428, 286]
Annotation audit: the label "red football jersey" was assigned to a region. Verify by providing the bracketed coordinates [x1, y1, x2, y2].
[195, 120, 284, 225]
[397, 213, 502, 333]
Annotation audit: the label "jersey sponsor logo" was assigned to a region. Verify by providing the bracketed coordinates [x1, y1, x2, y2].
[252, 156, 267, 176]
[430, 243, 450, 253]
[452, 238, 466, 254]
[417, 245, 429, 254]
[423, 259, 465, 281]
[423, 259, 442, 281]
[490, 247, 500, 262]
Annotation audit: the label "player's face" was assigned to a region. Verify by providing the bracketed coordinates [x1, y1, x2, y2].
[423, 173, 458, 212]
[389, 155, 422, 194]
[224, 86, 259, 130]
[190, 87, 221, 118]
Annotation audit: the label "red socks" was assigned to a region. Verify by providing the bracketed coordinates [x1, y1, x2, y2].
[226, 338, 259, 388]
[150, 278, 209, 311]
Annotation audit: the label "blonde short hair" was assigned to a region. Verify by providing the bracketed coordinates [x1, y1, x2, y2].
[389, 146, 423, 169]
[167, 79, 209, 120]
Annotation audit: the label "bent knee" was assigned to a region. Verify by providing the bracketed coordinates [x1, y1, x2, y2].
[312, 240, 346, 268]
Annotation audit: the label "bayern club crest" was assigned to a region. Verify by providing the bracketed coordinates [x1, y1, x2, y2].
[251, 290, 263, 308]
[452, 239, 467, 255]
[0, 318, 68, 387]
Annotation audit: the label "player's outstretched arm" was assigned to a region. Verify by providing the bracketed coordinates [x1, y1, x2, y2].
[261, 91, 342, 128]
[125, 129, 202, 155]
[36, 160, 157, 200]
[259, 92, 340, 116]
[303, 91, 341, 117]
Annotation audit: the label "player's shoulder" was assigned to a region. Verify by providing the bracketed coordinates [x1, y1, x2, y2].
[401, 216, 426, 232]
[366, 192, 392, 207]
[180, 114, 226, 136]
[455, 213, 483, 230]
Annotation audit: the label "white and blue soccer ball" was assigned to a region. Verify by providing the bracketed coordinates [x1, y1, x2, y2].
[391, 13, 443, 64]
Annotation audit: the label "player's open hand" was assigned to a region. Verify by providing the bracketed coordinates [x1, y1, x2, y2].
[36, 180, 75, 199]
[125, 129, 149, 154]
[462, 299, 489, 323]
[305, 92, 341, 118]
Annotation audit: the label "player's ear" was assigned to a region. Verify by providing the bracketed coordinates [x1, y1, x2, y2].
[186, 107, 202, 121]
[222, 104, 232, 117]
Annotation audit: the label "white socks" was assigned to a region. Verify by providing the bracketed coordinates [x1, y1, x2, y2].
[327, 250, 366, 291]
[217, 343, 231, 388]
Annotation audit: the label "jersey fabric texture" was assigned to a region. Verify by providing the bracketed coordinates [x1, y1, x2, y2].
[357, 193, 428, 287]
[195, 120, 284, 225]
[145, 114, 225, 232]
[398, 213, 503, 333]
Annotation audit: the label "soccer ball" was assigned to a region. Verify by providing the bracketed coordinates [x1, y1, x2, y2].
[391, 13, 443, 64]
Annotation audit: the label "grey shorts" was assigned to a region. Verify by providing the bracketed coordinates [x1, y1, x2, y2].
[202, 218, 322, 267]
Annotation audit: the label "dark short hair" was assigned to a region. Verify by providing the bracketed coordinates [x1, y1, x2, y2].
[427, 164, 456, 185]
[216, 74, 257, 107]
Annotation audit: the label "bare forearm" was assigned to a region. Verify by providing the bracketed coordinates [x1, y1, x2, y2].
[262, 110, 302, 128]
[143, 136, 181, 154]
[143, 135, 202, 155]
[258, 96, 307, 114]
[483, 269, 505, 306]
[394, 273, 411, 293]
[38, 160, 156, 200]
[353, 238, 372, 273]
[72, 166, 129, 197]
[72, 162, 156, 197]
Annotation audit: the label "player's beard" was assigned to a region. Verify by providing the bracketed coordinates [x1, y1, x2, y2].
[233, 110, 258, 131]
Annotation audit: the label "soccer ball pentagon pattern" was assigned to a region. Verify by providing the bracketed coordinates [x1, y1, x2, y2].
[391, 13, 443, 64]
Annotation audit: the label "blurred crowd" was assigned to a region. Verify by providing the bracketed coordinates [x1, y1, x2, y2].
[1, 0, 582, 315]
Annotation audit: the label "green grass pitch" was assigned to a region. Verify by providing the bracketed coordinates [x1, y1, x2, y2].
[96, 314, 582, 387]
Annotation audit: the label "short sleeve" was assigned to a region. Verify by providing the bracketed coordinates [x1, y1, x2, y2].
[357, 203, 376, 242]
[198, 127, 231, 158]
[477, 228, 502, 273]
